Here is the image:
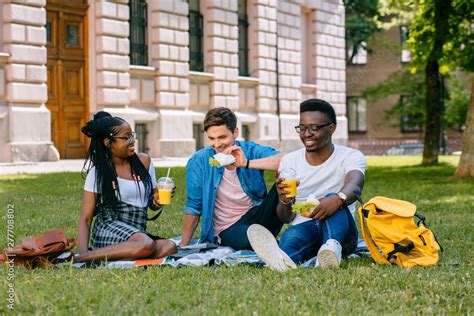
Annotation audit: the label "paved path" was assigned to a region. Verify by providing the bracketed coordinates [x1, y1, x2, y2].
[0, 157, 189, 175]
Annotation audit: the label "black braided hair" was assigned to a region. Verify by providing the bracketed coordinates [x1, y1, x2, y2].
[81, 111, 153, 210]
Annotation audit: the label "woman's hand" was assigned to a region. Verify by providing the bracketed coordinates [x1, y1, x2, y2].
[152, 189, 159, 203]
[151, 179, 176, 208]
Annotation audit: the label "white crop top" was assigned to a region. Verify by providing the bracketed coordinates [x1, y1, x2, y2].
[84, 162, 157, 208]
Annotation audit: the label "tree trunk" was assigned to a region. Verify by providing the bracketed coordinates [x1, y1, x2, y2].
[421, 0, 451, 165]
[422, 60, 443, 165]
[455, 79, 474, 177]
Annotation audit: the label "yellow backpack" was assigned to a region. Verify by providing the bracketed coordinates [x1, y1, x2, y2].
[358, 196, 443, 268]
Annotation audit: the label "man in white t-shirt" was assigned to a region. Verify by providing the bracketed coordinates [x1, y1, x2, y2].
[248, 98, 366, 271]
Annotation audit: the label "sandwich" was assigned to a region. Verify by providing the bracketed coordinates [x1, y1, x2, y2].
[208, 153, 236, 168]
[292, 200, 320, 218]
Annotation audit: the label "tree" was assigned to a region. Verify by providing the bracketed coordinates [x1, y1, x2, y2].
[379, 0, 473, 166]
[455, 79, 474, 177]
[409, 1, 452, 165]
[344, 0, 380, 63]
[450, 0, 474, 177]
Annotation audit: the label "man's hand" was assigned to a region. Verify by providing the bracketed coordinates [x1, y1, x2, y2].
[276, 172, 299, 204]
[223, 145, 247, 168]
[309, 195, 343, 220]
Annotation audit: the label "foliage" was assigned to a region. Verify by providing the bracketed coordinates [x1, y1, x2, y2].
[445, 76, 470, 129]
[407, 0, 474, 74]
[344, 0, 380, 62]
[361, 70, 468, 129]
[375, 0, 473, 165]
[0, 160, 473, 314]
[376, 0, 417, 30]
[380, 0, 474, 74]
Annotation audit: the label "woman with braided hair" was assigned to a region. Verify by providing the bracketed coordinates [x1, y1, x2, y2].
[75, 111, 177, 262]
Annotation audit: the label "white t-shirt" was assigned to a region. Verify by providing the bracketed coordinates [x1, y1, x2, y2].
[84, 162, 157, 208]
[279, 145, 366, 225]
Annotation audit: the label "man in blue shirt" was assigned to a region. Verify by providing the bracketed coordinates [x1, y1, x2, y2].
[180, 107, 289, 250]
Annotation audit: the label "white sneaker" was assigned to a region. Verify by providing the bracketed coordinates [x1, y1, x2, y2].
[316, 239, 342, 268]
[247, 224, 297, 272]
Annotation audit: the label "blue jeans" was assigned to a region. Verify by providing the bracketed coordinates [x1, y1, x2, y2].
[218, 185, 284, 250]
[279, 194, 358, 264]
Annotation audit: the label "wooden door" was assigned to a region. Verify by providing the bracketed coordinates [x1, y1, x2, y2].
[46, 1, 88, 158]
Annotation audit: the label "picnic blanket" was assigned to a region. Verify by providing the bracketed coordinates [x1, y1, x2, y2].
[58, 238, 370, 269]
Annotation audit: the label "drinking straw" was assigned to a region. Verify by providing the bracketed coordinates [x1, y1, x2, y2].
[165, 167, 171, 182]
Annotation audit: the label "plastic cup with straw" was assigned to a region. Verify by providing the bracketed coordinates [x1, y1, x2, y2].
[157, 168, 174, 205]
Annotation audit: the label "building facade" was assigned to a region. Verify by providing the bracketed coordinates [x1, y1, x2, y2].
[0, 0, 347, 162]
[346, 27, 463, 154]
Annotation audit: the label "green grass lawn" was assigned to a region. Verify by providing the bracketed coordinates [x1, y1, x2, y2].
[0, 156, 472, 314]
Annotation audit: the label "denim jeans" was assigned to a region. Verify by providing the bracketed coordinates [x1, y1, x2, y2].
[279, 194, 358, 264]
[218, 184, 284, 250]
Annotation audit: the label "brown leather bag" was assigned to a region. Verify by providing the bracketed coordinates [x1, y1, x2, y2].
[0, 229, 75, 268]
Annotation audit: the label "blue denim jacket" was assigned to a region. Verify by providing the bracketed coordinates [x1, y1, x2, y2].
[184, 141, 278, 243]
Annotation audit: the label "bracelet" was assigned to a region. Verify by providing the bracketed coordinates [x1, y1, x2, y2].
[279, 198, 295, 205]
[245, 159, 250, 169]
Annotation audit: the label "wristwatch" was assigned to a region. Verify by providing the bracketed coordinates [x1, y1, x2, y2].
[336, 192, 347, 205]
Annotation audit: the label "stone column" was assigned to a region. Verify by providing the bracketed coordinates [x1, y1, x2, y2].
[248, 0, 280, 148]
[277, 0, 304, 152]
[149, 0, 193, 157]
[314, 0, 347, 145]
[0, 53, 8, 162]
[95, 1, 130, 108]
[3, 0, 57, 161]
[203, 0, 239, 110]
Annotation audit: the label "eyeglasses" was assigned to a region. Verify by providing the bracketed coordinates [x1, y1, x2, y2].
[294, 122, 333, 134]
[114, 132, 137, 144]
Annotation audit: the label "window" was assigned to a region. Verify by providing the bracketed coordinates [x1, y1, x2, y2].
[129, 0, 148, 66]
[46, 21, 52, 44]
[238, 0, 249, 76]
[188, 0, 204, 72]
[400, 95, 422, 133]
[135, 123, 149, 153]
[347, 42, 367, 65]
[242, 124, 250, 141]
[400, 26, 411, 63]
[193, 124, 204, 150]
[301, 8, 315, 83]
[347, 97, 367, 132]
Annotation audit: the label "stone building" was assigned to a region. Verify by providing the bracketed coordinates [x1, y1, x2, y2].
[0, 0, 347, 162]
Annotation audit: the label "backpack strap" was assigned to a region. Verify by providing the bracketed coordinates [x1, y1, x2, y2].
[387, 241, 414, 262]
[415, 212, 444, 252]
[358, 206, 390, 265]
[147, 209, 163, 221]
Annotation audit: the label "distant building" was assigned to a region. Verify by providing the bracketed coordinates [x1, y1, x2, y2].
[346, 27, 463, 155]
[0, 0, 347, 162]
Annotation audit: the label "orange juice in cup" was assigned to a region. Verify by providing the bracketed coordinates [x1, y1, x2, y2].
[280, 168, 297, 198]
[281, 179, 297, 197]
[157, 177, 174, 205]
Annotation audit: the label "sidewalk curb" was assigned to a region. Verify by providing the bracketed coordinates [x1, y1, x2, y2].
[0, 157, 189, 175]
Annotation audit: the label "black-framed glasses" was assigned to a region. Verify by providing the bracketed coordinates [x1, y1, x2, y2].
[114, 132, 137, 144]
[294, 122, 333, 134]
